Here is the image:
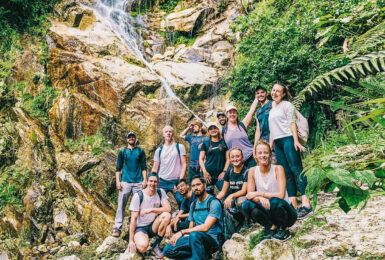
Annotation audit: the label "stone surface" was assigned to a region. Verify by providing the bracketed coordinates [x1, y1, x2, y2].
[57, 255, 81, 260]
[250, 239, 293, 260]
[96, 236, 127, 256]
[222, 233, 249, 259]
[117, 249, 142, 260]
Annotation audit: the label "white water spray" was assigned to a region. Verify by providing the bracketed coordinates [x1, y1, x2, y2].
[93, 0, 206, 125]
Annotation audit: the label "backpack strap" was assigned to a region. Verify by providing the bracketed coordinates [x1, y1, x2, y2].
[137, 189, 163, 207]
[239, 122, 247, 132]
[157, 145, 164, 174]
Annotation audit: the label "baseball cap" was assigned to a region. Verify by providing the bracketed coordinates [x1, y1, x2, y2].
[216, 111, 226, 118]
[126, 131, 136, 138]
[225, 105, 237, 114]
[207, 122, 219, 129]
[192, 120, 203, 128]
[255, 85, 267, 92]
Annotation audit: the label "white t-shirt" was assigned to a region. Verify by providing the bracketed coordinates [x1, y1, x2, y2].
[154, 143, 186, 180]
[129, 189, 168, 227]
[268, 101, 296, 140]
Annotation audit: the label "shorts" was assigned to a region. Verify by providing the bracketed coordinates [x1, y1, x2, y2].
[135, 224, 156, 238]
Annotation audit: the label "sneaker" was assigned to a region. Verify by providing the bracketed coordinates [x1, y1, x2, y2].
[261, 228, 276, 241]
[297, 206, 312, 219]
[273, 229, 291, 241]
[112, 230, 120, 237]
[151, 244, 164, 259]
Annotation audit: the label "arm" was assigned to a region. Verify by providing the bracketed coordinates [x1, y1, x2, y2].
[199, 150, 211, 183]
[180, 125, 192, 139]
[115, 171, 122, 190]
[257, 165, 286, 200]
[140, 150, 147, 187]
[149, 199, 171, 214]
[179, 155, 187, 180]
[152, 148, 160, 173]
[216, 181, 230, 200]
[152, 161, 160, 173]
[246, 167, 262, 202]
[290, 122, 306, 152]
[242, 98, 259, 129]
[128, 211, 138, 252]
[218, 150, 230, 181]
[253, 120, 261, 157]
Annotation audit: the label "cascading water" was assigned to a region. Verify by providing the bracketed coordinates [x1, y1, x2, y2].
[93, 0, 206, 125]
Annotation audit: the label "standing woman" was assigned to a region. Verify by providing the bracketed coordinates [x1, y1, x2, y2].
[268, 83, 311, 218]
[243, 141, 297, 241]
[199, 122, 230, 193]
[223, 95, 259, 168]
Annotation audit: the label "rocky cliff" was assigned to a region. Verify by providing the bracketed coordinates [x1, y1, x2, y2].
[0, 0, 241, 258]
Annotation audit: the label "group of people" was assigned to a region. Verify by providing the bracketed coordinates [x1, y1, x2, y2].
[112, 83, 312, 259]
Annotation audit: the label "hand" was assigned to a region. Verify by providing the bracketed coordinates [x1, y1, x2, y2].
[165, 226, 172, 238]
[269, 140, 274, 151]
[224, 196, 232, 209]
[203, 171, 212, 184]
[173, 217, 180, 231]
[188, 123, 193, 129]
[116, 181, 122, 191]
[246, 192, 257, 200]
[218, 171, 225, 181]
[141, 180, 147, 189]
[140, 208, 151, 217]
[173, 185, 177, 193]
[128, 241, 136, 253]
[259, 197, 270, 209]
[170, 231, 183, 246]
[294, 141, 306, 152]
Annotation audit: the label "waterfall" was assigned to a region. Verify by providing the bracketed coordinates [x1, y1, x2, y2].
[93, 0, 206, 125]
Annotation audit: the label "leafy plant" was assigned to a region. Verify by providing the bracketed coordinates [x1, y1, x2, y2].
[64, 132, 112, 156]
[159, 0, 181, 14]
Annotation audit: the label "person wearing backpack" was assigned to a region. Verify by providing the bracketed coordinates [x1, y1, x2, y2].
[180, 121, 207, 182]
[152, 125, 187, 207]
[268, 83, 312, 218]
[216, 148, 249, 233]
[112, 131, 147, 237]
[199, 122, 229, 194]
[128, 173, 171, 258]
[222, 97, 259, 169]
[254, 85, 273, 144]
[163, 176, 223, 260]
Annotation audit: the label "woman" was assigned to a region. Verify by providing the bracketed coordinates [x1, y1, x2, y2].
[217, 148, 249, 232]
[223, 95, 259, 168]
[268, 83, 311, 218]
[242, 141, 297, 241]
[199, 122, 230, 193]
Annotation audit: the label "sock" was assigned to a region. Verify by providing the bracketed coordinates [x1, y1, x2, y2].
[151, 235, 163, 248]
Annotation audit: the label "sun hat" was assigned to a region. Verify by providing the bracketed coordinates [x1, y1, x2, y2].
[225, 105, 237, 114]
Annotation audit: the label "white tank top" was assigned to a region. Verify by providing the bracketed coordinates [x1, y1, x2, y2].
[254, 165, 290, 203]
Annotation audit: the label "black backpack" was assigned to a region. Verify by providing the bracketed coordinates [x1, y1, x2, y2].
[137, 189, 163, 206]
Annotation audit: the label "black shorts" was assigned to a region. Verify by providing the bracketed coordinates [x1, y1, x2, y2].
[135, 224, 156, 238]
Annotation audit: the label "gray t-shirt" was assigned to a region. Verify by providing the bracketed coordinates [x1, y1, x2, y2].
[129, 189, 168, 227]
[154, 143, 186, 180]
[223, 123, 253, 163]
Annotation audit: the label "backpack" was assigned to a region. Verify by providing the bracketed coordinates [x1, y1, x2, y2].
[137, 189, 163, 207]
[295, 110, 309, 145]
[190, 196, 225, 245]
[221, 121, 247, 137]
[157, 143, 181, 173]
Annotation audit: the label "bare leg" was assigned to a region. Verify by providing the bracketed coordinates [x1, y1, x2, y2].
[134, 232, 149, 253]
[152, 212, 171, 236]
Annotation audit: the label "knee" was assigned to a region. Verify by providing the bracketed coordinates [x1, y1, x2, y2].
[161, 212, 171, 223]
[135, 241, 149, 253]
[163, 243, 173, 257]
[242, 200, 255, 213]
[189, 231, 203, 242]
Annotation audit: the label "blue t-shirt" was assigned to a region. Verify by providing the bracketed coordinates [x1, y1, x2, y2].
[116, 147, 147, 183]
[256, 100, 272, 141]
[185, 135, 206, 167]
[180, 193, 196, 213]
[188, 194, 223, 243]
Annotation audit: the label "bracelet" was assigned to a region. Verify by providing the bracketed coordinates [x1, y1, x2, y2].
[180, 230, 184, 235]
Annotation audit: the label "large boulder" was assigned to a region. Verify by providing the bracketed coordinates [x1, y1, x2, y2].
[222, 233, 249, 260]
[96, 236, 127, 256]
[250, 239, 293, 260]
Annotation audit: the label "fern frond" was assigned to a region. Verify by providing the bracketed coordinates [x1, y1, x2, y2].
[293, 51, 385, 109]
[351, 21, 385, 53]
[318, 100, 362, 113]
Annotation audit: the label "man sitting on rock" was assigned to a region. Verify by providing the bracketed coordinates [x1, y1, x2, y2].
[112, 131, 147, 237]
[165, 179, 195, 237]
[128, 172, 171, 258]
[152, 125, 187, 207]
[163, 176, 223, 260]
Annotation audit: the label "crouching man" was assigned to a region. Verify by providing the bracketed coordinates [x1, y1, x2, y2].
[128, 172, 171, 258]
[163, 176, 223, 260]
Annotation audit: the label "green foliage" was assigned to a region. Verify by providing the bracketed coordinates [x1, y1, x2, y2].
[159, 0, 181, 14]
[164, 31, 198, 47]
[80, 169, 100, 190]
[64, 132, 112, 156]
[0, 166, 32, 213]
[21, 84, 58, 125]
[248, 229, 264, 251]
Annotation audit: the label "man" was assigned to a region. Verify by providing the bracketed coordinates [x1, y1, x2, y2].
[152, 125, 187, 206]
[254, 86, 272, 143]
[180, 121, 206, 182]
[112, 131, 147, 237]
[165, 179, 195, 237]
[163, 176, 223, 260]
[128, 173, 171, 258]
[216, 111, 227, 131]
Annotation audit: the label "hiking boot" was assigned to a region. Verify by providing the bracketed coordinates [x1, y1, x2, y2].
[297, 206, 312, 219]
[151, 244, 164, 259]
[112, 230, 120, 237]
[273, 229, 291, 241]
[261, 228, 276, 241]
